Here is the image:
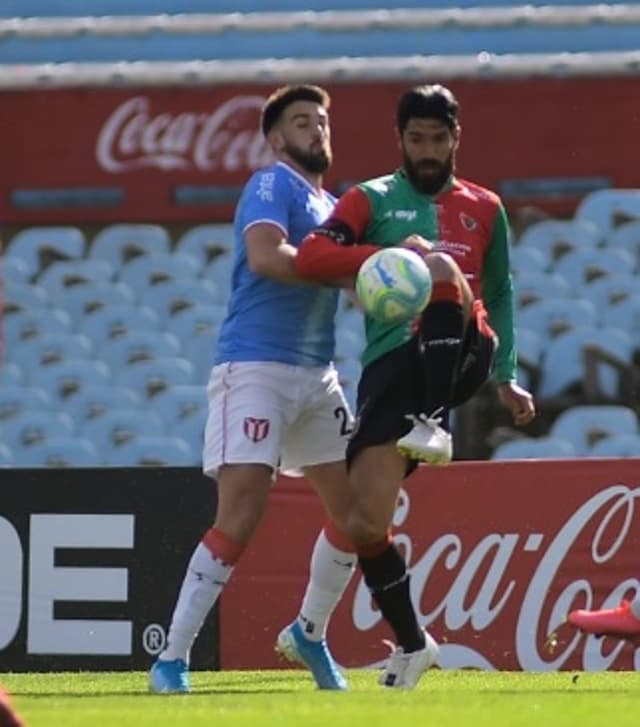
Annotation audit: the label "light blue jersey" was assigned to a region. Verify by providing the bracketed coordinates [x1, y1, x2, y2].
[215, 162, 339, 367]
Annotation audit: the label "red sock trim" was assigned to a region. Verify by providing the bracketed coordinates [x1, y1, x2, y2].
[324, 521, 355, 553]
[430, 281, 463, 305]
[357, 531, 392, 559]
[202, 526, 245, 565]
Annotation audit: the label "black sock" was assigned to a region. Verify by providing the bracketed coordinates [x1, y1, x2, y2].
[419, 300, 465, 429]
[359, 544, 425, 653]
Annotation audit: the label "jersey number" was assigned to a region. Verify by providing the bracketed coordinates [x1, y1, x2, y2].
[334, 406, 353, 436]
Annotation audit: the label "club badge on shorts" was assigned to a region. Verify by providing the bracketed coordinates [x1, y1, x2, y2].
[243, 417, 270, 442]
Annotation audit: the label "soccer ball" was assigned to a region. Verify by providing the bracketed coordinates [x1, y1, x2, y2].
[355, 247, 432, 324]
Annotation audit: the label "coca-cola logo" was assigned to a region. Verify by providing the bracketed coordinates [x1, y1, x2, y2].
[351, 484, 640, 671]
[96, 95, 274, 174]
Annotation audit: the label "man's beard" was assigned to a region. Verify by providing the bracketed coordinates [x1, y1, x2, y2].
[284, 141, 332, 174]
[403, 151, 454, 195]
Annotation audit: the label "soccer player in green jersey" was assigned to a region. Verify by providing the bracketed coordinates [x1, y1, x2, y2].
[282, 84, 535, 688]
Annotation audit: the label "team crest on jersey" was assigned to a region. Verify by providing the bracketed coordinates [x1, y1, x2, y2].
[459, 212, 477, 231]
[243, 417, 270, 442]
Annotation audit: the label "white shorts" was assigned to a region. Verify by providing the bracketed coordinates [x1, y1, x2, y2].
[202, 361, 354, 478]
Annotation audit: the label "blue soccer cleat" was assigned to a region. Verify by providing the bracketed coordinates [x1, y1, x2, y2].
[149, 658, 190, 694]
[276, 621, 348, 690]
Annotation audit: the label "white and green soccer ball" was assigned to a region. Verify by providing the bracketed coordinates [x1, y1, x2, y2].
[355, 247, 432, 324]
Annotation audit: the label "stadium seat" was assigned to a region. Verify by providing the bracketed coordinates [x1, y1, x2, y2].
[98, 331, 182, 371]
[84, 408, 165, 450]
[0, 442, 12, 466]
[4, 308, 73, 345]
[0, 410, 75, 450]
[182, 337, 215, 384]
[11, 333, 93, 373]
[3, 282, 49, 313]
[65, 385, 143, 422]
[549, 405, 638, 456]
[589, 434, 640, 458]
[514, 272, 572, 308]
[15, 437, 101, 467]
[118, 252, 200, 294]
[2, 257, 30, 285]
[37, 259, 115, 297]
[552, 247, 635, 291]
[51, 281, 136, 321]
[35, 359, 111, 399]
[601, 296, 640, 335]
[515, 328, 544, 392]
[89, 224, 171, 267]
[510, 245, 548, 276]
[582, 274, 639, 312]
[140, 278, 226, 320]
[105, 435, 197, 466]
[491, 436, 577, 460]
[164, 305, 225, 347]
[537, 326, 633, 401]
[79, 304, 161, 342]
[0, 386, 53, 420]
[0, 363, 24, 387]
[152, 385, 208, 428]
[204, 253, 235, 293]
[606, 220, 640, 268]
[176, 224, 235, 267]
[115, 358, 195, 397]
[575, 189, 640, 237]
[517, 218, 602, 264]
[517, 299, 597, 340]
[5, 226, 86, 278]
[169, 409, 208, 453]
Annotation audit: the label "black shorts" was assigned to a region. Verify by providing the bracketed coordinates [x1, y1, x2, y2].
[346, 317, 496, 471]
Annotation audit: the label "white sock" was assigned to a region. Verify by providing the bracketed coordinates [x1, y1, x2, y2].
[297, 529, 356, 641]
[630, 594, 640, 619]
[159, 542, 233, 663]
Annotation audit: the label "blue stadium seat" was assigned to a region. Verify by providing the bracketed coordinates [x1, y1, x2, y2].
[118, 252, 200, 295]
[152, 385, 207, 428]
[510, 245, 548, 276]
[5, 226, 86, 278]
[79, 304, 161, 342]
[550, 405, 638, 456]
[517, 299, 597, 340]
[537, 326, 633, 401]
[2, 257, 30, 285]
[514, 272, 572, 308]
[90, 224, 171, 267]
[606, 220, 640, 269]
[589, 434, 640, 458]
[517, 218, 602, 264]
[169, 409, 208, 454]
[14, 437, 101, 467]
[51, 281, 136, 321]
[0, 363, 24, 387]
[140, 278, 226, 321]
[182, 336, 215, 384]
[164, 305, 225, 347]
[84, 408, 165, 450]
[575, 189, 640, 238]
[105, 435, 197, 466]
[98, 331, 181, 371]
[0, 442, 12, 466]
[176, 224, 235, 267]
[3, 282, 49, 313]
[37, 259, 115, 298]
[491, 436, 577, 460]
[35, 359, 111, 399]
[4, 308, 73, 345]
[515, 327, 544, 392]
[583, 274, 639, 312]
[65, 385, 143, 422]
[11, 334, 94, 372]
[601, 296, 640, 335]
[115, 358, 195, 397]
[552, 247, 636, 289]
[0, 386, 53, 420]
[204, 254, 235, 293]
[0, 410, 75, 450]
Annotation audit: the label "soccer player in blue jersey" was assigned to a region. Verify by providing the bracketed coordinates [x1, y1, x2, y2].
[150, 85, 358, 693]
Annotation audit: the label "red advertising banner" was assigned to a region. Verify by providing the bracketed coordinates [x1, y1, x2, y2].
[1, 77, 637, 226]
[220, 459, 640, 672]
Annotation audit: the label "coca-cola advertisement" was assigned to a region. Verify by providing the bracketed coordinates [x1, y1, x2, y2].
[1, 77, 638, 224]
[220, 459, 640, 671]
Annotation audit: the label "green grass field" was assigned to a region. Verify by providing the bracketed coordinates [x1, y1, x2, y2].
[4, 669, 640, 727]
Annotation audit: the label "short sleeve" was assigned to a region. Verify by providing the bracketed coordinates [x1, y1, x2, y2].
[239, 169, 289, 236]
